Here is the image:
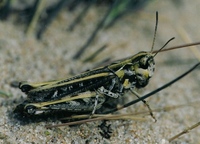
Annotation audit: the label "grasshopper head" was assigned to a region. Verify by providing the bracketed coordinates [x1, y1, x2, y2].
[134, 53, 155, 88]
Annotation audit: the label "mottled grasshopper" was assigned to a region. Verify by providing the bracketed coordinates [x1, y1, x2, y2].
[16, 47, 159, 116]
[14, 12, 171, 118]
[13, 12, 194, 122]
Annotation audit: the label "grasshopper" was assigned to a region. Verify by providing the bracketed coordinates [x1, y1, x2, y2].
[16, 47, 160, 116]
[14, 12, 176, 120]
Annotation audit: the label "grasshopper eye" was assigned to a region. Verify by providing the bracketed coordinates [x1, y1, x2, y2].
[140, 56, 153, 69]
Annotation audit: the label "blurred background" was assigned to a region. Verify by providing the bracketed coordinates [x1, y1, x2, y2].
[0, 0, 200, 143]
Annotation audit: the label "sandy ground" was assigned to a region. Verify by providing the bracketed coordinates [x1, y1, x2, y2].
[0, 0, 200, 143]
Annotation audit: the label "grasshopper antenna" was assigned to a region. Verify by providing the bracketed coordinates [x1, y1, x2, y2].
[151, 11, 158, 52]
[151, 11, 175, 57]
[153, 37, 175, 57]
